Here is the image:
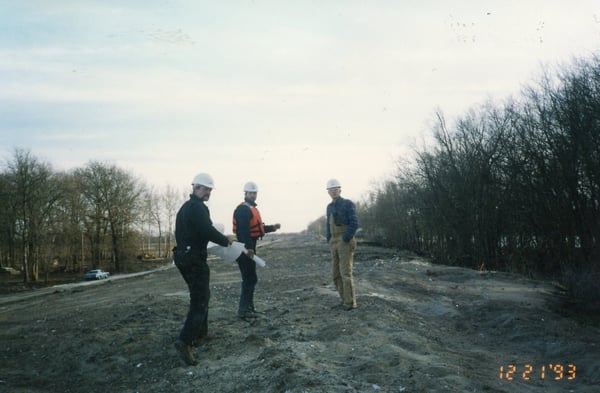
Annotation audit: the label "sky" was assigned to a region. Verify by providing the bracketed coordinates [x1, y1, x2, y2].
[1, 0, 600, 233]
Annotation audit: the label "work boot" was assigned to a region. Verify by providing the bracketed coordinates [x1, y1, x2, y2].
[247, 305, 264, 315]
[174, 340, 198, 366]
[238, 310, 258, 319]
[192, 332, 222, 346]
[238, 305, 260, 319]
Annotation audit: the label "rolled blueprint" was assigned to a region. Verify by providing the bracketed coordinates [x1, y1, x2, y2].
[208, 241, 266, 267]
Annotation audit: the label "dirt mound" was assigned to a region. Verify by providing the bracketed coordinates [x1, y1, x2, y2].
[1, 233, 598, 392]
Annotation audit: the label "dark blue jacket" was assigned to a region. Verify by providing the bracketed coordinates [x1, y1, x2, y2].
[233, 198, 278, 250]
[175, 194, 229, 260]
[326, 197, 359, 242]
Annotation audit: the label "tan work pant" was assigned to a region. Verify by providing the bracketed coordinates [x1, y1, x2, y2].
[329, 224, 357, 308]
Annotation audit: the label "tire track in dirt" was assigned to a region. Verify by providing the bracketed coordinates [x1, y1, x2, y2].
[1, 234, 598, 392]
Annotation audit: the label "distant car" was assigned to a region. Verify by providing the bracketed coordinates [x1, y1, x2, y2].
[0, 266, 20, 275]
[84, 269, 110, 280]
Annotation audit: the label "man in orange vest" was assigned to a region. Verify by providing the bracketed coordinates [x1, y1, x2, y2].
[232, 181, 281, 319]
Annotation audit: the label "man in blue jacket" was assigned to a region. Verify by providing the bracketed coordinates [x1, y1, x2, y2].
[326, 178, 359, 310]
[173, 173, 235, 366]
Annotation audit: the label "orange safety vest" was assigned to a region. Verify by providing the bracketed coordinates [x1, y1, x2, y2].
[232, 202, 265, 238]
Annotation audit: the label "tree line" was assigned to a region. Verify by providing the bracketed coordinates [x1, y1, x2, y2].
[355, 55, 600, 301]
[5, 54, 599, 301]
[0, 149, 183, 283]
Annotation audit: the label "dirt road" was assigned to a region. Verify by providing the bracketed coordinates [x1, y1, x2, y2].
[1, 233, 599, 392]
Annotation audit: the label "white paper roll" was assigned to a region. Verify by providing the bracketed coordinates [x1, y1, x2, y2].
[208, 241, 266, 267]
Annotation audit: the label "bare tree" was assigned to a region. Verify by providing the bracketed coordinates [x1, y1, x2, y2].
[361, 53, 600, 303]
[162, 184, 182, 258]
[3, 149, 62, 282]
[77, 161, 142, 272]
[0, 172, 17, 269]
[140, 186, 164, 258]
[53, 171, 88, 272]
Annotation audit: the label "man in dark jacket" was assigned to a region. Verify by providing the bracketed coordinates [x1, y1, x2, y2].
[173, 173, 235, 366]
[232, 181, 280, 319]
[326, 178, 359, 310]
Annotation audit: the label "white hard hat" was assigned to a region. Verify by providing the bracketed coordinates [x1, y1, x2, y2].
[326, 178, 341, 189]
[243, 181, 259, 192]
[191, 173, 215, 189]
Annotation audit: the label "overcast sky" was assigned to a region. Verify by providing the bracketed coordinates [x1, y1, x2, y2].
[2, 1, 600, 233]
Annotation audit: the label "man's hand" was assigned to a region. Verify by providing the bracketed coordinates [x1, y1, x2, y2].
[246, 249, 255, 259]
[274, 223, 281, 230]
[227, 235, 237, 245]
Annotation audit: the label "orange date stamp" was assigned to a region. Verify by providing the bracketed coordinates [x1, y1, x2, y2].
[499, 364, 576, 381]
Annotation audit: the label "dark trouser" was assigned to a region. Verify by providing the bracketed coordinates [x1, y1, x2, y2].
[177, 260, 210, 345]
[236, 252, 257, 314]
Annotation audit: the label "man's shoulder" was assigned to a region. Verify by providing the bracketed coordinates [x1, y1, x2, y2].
[338, 197, 355, 206]
[234, 202, 252, 214]
[178, 198, 193, 211]
[340, 197, 354, 205]
[178, 198, 205, 218]
[189, 198, 208, 212]
[339, 198, 356, 213]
